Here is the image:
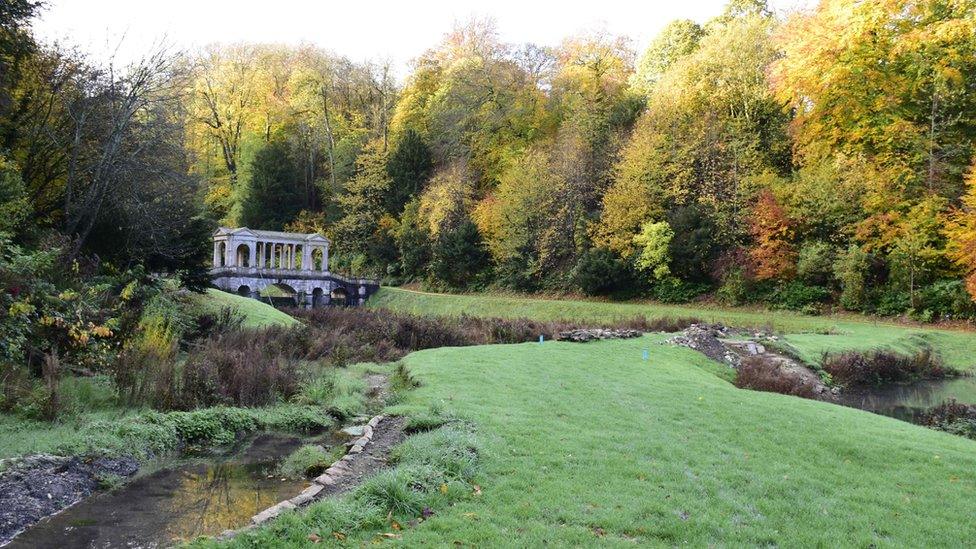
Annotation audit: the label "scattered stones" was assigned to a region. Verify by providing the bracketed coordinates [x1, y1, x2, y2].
[555, 328, 643, 343]
[0, 454, 139, 545]
[666, 324, 741, 366]
[341, 425, 366, 437]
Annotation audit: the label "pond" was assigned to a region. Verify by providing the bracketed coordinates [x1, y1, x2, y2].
[9, 433, 327, 548]
[837, 376, 976, 423]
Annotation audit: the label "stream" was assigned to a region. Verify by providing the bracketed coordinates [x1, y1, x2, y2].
[8, 433, 327, 548]
[837, 376, 976, 423]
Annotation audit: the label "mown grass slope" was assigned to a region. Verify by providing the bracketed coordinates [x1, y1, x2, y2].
[190, 289, 299, 328]
[385, 335, 976, 546]
[369, 287, 976, 371]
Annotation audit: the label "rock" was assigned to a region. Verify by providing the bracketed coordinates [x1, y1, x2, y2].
[555, 328, 643, 343]
[252, 501, 295, 525]
[665, 324, 740, 367]
[314, 473, 336, 486]
[341, 425, 366, 437]
[289, 484, 324, 506]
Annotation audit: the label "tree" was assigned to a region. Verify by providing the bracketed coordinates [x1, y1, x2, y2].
[330, 141, 391, 258]
[667, 205, 721, 283]
[0, 0, 40, 147]
[834, 245, 871, 311]
[632, 221, 673, 281]
[749, 189, 796, 281]
[429, 220, 490, 289]
[240, 141, 303, 230]
[0, 154, 30, 236]
[631, 19, 704, 95]
[946, 164, 976, 301]
[571, 248, 631, 296]
[771, 0, 976, 201]
[386, 129, 432, 214]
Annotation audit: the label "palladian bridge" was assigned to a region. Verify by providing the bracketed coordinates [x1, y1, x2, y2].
[210, 227, 379, 307]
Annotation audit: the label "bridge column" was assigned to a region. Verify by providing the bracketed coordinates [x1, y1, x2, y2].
[321, 246, 329, 272]
[213, 242, 221, 268]
[248, 243, 256, 268]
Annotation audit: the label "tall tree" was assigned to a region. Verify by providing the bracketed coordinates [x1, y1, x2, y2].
[240, 140, 303, 230]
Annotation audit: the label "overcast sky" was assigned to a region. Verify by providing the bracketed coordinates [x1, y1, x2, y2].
[32, 0, 809, 77]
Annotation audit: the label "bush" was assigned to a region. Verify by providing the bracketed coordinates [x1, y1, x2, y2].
[921, 399, 976, 440]
[734, 356, 820, 399]
[917, 280, 976, 320]
[717, 268, 751, 306]
[834, 245, 871, 311]
[821, 349, 951, 386]
[650, 277, 709, 304]
[571, 248, 632, 296]
[796, 241, 835, 286]
[768, 281, 830, 312]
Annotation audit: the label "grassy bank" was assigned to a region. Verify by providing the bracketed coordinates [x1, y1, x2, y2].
[189, 289, 299, 329]
[381, 336, 976, 545]
[369, 287, 976, 371]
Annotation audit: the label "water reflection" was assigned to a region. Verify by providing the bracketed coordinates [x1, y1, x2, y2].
[10, 433, 320, 548]
[837, 376, 976, 423]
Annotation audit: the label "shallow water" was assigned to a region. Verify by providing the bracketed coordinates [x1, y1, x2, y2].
[9, 433, 318, 548]
[837, 376, 976, 423]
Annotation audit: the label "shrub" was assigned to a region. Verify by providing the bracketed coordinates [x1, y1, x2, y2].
[768, 281, 830, 312]
[796, 241, 835, 286]
[834, 245, 871, 311]
[717, 268, 751, 306]
[650, 277, 709, 304]
[734, 356, 820, 399]
[821, 349, 951, 386]
[921, 399, 976, 440]
[917, 280, 976, 320]
[571, 248, 632, 296]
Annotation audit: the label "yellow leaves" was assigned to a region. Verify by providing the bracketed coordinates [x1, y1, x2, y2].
[331, 531, 346, 541]
[8, 300, 35, 317]
[439, 483, 449, 495]
[120, 280, 138, 301]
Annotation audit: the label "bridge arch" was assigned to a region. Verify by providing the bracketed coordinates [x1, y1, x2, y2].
[237, 285, 251, 297]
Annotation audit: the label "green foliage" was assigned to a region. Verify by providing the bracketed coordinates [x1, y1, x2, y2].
[796, 241, 836, 286]
[240, 141, 304, 230]
[667, 205, 721, 283]
[0, 154, 30, 236]
[278, 444, 338, 479]
[833, 245, 871, 311]
[769, 281, 830, 313]
[632, 221, 673, 280]
[571, 248, 632, 296]
[429, 220, 490, 290]
[386, 129, 433, 214]
[632, 19, 705, 94]
[650, 277, 710, 304]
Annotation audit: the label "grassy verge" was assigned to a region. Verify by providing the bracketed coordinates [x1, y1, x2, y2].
[369, 287, 976, 371]
[190, 422, 482, 548]
[371, 337, 976, 545]
[189, 289, 299, 329]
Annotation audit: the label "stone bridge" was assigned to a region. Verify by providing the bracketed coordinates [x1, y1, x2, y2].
[210, 227, 379, 307]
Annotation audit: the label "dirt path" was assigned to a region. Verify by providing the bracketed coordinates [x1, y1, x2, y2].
[315, 415, 407, 497]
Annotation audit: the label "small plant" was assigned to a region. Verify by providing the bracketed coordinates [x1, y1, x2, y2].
[278, 444, 344, 478]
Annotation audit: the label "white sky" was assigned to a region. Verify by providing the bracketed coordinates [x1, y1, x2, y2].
[32, 0, 808, 77]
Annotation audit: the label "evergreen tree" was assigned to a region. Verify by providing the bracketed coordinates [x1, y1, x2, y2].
[240, 142, 304, 230]
[386, 129, 433, 214]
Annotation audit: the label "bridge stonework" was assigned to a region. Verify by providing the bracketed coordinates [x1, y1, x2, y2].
[210, 227, 379, 307]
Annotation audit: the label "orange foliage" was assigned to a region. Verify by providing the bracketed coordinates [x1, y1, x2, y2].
[749, 189, 797, 281]
[946, 165, 976, 301]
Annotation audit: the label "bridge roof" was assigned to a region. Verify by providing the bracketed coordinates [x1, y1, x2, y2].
[214, 226, 330, 244]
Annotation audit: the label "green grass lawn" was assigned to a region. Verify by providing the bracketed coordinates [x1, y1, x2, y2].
[369, 287, 976, 371]
[378, 336, 976, 546]
[190, 289, 299, 329]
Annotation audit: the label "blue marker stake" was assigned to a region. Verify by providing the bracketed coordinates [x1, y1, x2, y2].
[642, 349, 649, 361]
[539, 335, 544, 345]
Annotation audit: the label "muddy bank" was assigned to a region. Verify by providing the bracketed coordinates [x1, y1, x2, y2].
[0, 454, 138, 546]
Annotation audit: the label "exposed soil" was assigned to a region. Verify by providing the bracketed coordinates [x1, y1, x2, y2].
[0, 454, 138, 546]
